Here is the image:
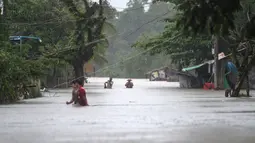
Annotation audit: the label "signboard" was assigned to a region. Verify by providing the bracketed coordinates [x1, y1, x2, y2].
[218, 52, 225, 60]
[84, 62, 94, 73]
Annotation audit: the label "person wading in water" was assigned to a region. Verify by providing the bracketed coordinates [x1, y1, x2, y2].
[104, 77, 113, 89]
[125, 79, 134, 88]
[66, 80, 88, 106]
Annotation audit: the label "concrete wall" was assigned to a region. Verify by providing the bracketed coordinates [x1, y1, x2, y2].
[26, 79, 41, 99]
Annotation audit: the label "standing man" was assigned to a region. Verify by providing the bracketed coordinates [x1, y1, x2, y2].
[225, 60, 238, 92]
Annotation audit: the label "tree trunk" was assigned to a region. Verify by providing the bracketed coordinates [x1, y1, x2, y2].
[232, 55, 255, 97]
[232, 70, 248, 97]
[213, 35, 220, 89]
[246, 75, 250, 97]
[0, 0, 8, 41]
[73, 60, 85, 86]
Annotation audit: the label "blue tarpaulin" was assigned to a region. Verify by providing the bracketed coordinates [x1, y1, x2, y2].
[226, 62, 238, 75]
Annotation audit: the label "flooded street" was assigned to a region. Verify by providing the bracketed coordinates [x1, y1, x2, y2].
[1, 78, 255, 143]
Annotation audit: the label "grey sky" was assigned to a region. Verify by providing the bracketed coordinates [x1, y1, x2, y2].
[109, 0, 129, 10]
[93, 0, 129, 10]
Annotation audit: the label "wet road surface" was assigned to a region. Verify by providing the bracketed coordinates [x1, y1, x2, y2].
[1, 78, 255, 143]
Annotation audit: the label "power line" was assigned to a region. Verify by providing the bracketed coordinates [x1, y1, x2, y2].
[0, 2, 155, 25]
[49, 10, 173, 88]
[4, 1, 174, 90]
[123, 11, 170, 39]
[46, 11, 171, 57]
[52, 33, 182, 88]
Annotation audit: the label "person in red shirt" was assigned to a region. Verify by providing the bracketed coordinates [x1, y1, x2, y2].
[66, 79, 88, 106]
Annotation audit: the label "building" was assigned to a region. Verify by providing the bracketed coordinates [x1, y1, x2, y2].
[178, 60, 214, 88]
[145, 67, 178, 81]
[178, 53, 251, 89]
[84, 61, 96, 77]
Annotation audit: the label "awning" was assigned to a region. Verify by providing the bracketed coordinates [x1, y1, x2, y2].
[9, 36, 42, 42]
[182, 63, 206, 72]
[182, 60, 214, 72]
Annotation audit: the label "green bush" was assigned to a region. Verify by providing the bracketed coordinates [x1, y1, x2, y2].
[0, 43, 45, 103]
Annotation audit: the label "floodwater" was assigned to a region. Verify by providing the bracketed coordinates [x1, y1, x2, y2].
[1, 78, 255, 143]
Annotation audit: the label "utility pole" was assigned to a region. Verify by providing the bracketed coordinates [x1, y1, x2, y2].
[0, 0, 3, 15]
[1, 0, 8, 41]
[0, 0, 3, 43]
[213, 35, 220, 89]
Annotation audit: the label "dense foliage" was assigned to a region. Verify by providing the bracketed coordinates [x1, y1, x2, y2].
[97, 0, 177, 78]
[3, 0, 255, 102]
[0, 0, 115, 103]
[134, 23, 212, 69]
[135, 0, 255, 96]
[0, 43, 48, 103]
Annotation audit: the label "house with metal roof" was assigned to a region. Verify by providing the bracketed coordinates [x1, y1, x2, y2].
[178, 48, 251, 89]
[145, 66, 178, 82]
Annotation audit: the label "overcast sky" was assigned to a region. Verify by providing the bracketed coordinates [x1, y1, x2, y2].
[93, 0, 129, 10]
[108, 0, 129, 10]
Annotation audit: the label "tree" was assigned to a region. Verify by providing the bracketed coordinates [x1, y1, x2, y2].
[223, 0, 255, 96]
[153, 0, 255, 96]
[6, 0, 116, 87]
[47, 0, 115, 85]
[134, 22, 212, 69]
[0, 0, 49, 103]
[7, 0, 74, 87]
[100, 1, 176, 78]
[153, 0, 241, 36]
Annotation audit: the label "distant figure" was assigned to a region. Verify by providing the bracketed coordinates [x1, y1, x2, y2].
[104, 77, 113, 89]
[125, 79, 134, 88]
[85, 77, 88, 83]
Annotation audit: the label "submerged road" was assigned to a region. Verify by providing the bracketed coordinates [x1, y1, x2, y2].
[1, 78, 255, 143]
